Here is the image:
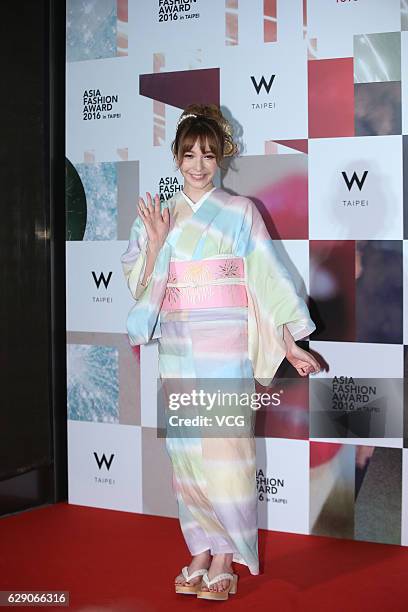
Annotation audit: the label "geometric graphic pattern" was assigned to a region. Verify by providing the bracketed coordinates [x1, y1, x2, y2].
[66, 0, 408, 546]
[140, 68, 220, 109]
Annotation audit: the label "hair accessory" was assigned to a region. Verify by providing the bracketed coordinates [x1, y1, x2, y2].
[176, 113, 197, 128]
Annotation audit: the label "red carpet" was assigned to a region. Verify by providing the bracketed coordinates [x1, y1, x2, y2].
[1, 502, 408, 611]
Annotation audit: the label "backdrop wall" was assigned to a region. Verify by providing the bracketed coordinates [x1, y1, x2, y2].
[65, 0, 408, 546]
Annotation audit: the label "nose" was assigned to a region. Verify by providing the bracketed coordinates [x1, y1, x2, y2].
[193, 156, 203, 171]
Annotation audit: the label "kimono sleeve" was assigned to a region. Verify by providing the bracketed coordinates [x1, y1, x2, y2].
[236, 198, 316, 386]
[120, 213, 171, 346]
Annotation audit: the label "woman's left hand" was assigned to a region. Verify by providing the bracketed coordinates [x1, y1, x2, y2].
[285, 343, 321, 377]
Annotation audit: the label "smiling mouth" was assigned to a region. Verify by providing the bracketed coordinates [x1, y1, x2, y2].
[190, 174, 205, 179]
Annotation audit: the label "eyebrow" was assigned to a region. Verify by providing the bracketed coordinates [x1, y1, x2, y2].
[185, 150, 214, 154]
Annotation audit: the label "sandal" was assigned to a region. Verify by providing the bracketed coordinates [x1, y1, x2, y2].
[196, 570, 238, 600]
[175, 566, 208, 595]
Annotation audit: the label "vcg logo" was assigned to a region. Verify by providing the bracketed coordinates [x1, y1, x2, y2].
[94, 451, 114, 471]
[341, 170, 368, 191]
[250, 75, 276, 94]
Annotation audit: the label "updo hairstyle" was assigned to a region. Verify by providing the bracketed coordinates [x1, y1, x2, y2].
[171, 104, 237, 166]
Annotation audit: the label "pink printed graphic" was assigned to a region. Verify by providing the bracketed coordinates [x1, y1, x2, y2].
[117, 0, 128, 57]
[265, 139, 308, 155]
[162, 284, 248, 311]
[169, 257, 245, 281]
[264, 0, 277, 43]
[162, 258, 247, 310]
[308, 58, 355, 138]
[225, 0, 238, 46]
[256, 174, 308, 240]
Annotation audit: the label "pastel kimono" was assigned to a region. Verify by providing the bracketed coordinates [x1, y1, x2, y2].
[121, 187, 316, 575]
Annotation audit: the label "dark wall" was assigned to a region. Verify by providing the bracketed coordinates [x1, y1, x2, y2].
[0, 0, 66, 515]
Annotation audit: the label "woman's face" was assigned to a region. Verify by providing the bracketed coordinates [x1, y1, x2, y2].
[177, 138, 218, 194]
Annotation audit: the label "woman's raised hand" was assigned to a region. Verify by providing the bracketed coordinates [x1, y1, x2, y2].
[138, 192, 170, 253]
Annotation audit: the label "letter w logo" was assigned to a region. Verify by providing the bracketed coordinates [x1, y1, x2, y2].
[92, 271, 112, 289]
[94, 452, 114, 470]
[341, 171, 368, 191]
[250, 75, 275, 94]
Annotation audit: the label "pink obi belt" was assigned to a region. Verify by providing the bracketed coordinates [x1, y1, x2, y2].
[161, 257, 247, 311]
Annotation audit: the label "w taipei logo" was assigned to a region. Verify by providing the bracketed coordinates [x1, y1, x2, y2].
[250, 75, 275, 94]
[341, 171, 368, 191]
[91, 271, 113, 304]
[92, 271, 112, 289]
[94, 452, 114, 471]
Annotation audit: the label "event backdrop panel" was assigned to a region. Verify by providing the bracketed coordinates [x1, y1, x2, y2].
[66, 0, 408, 547]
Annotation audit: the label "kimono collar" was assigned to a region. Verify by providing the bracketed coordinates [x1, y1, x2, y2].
[180, 186, 216, 213]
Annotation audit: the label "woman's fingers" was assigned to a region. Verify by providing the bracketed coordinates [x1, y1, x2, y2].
[138, 199, 153, 234]
[146, 191, 155, 215]
[311, 357, 321, 373]
[153, 193, 161, 216]
[298, 356, 320, 376]
[140, 196, 161, 222]
[138, 196, 149, 215]
[139, 195, 155, 229]
[139, 192, 170, 221]
[138, 193, 171, 249]
[162, 206, 170, 226]
[305, 352, 320, 374]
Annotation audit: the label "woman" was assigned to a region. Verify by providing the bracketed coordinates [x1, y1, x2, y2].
[121, 104, 320, 601]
